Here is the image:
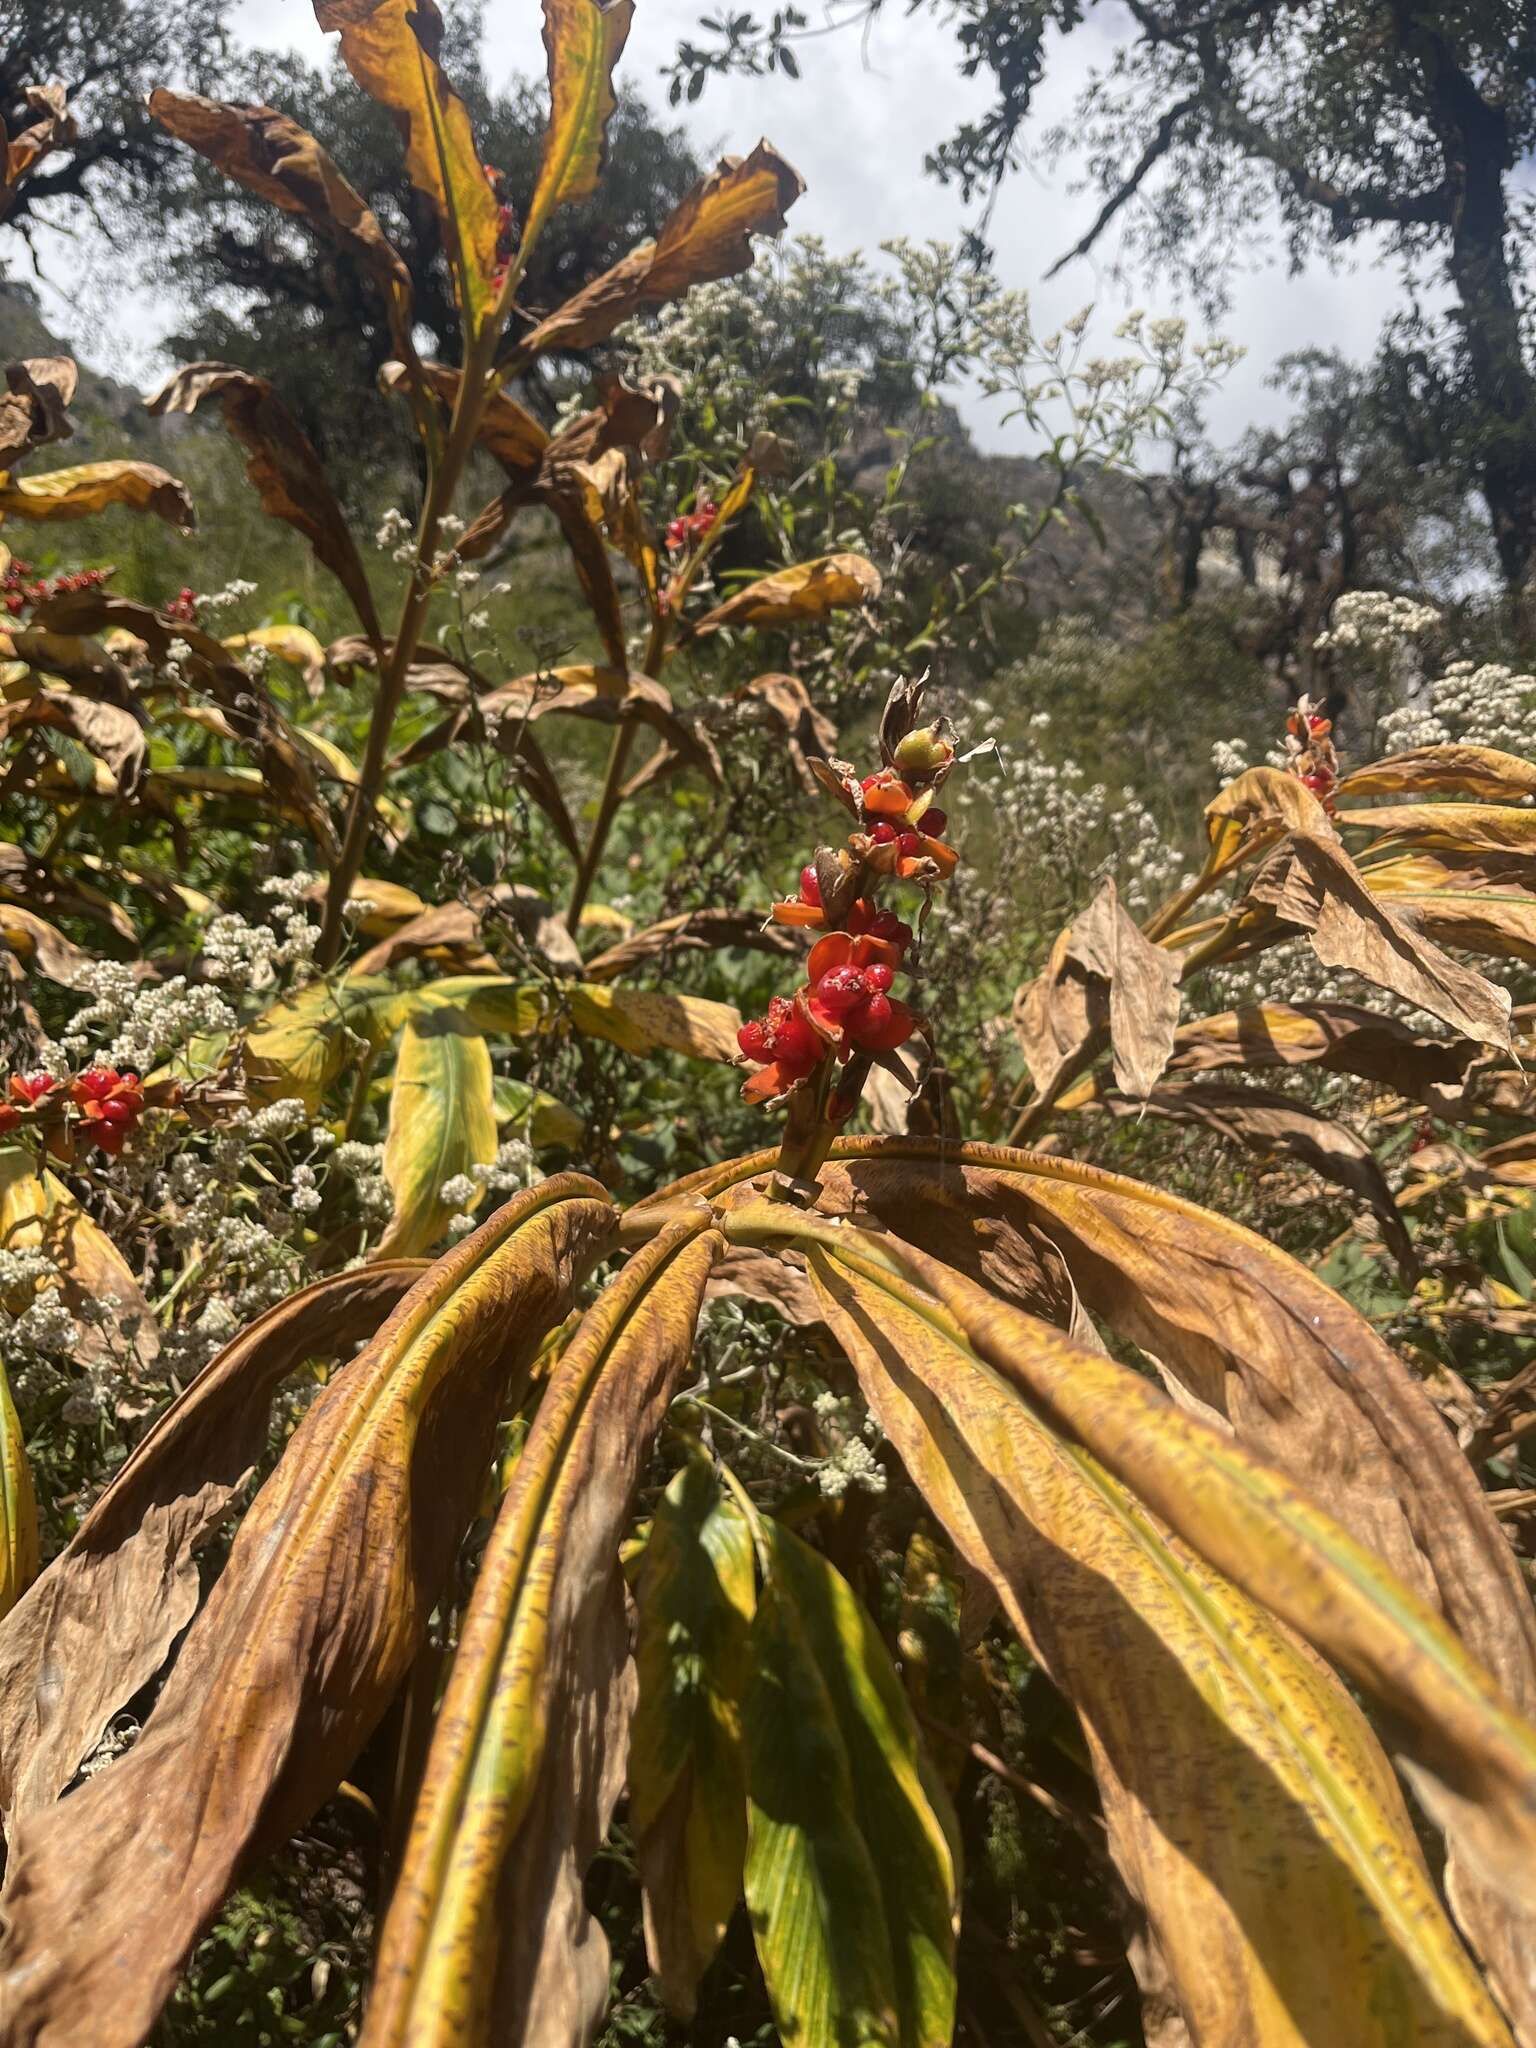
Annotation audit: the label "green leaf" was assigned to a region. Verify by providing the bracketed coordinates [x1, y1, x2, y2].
[378, 1017, 498, 1257]
[744, 1519, 958, 2048]
[0, 1355, 38, 1617]
[630, 1458, 755, 2016]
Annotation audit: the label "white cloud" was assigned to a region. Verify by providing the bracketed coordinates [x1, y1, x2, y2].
[28, 0, 1427, 455]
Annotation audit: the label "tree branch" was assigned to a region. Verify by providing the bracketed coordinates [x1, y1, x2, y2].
[1047, 90, 1202, 273]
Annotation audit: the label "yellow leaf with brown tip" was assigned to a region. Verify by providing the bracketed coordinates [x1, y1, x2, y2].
[521, 0, 634, 261]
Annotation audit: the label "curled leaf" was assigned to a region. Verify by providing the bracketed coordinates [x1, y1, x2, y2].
[0, 1178, 618, 2048]
[145, 363, 382, 644]
[520, 0, 635, 260]
[0, 460, 192, 529]
[693, 552, 881, 634]
[520, 142, 805, 355]
[148, 92, 415, 354]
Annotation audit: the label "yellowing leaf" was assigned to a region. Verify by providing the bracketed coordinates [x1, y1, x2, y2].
[0, 1146, 157, 1370]
[630, 1458, 754, 2016]
[0, 460, 193, 529]
[568, 981, 743, 1063]
[520, 143, 805, 356]
[804, 1241, 1513, 2047]
[1339, 745, 1536, 803]
[0, 1178, 617, 2048]
[520, 0, 634, 261]
[314, 0, 501, 330]
[0, 1357, 37, 1619]
[223, 624, 326, 689]
[693, 552, 881, 634]
[244, 975, 398, 1109]
[378, 1017, 498, 1258]
[361, 1217, 719, 2048]
[744, 1516, 959, 2048]
[1339, 801, 1536, 853]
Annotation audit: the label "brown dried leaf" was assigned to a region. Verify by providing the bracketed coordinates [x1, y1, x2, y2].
[692, 551, 881, 634]
[1099, 1080, 1417, 1276]
[735, 672, 839, 795]
[1014, 878, 1179, 1101]
[148, 93, 415, 355]
[1151, 1001, 1483, 1117]
[0, 688, 146, 795]
[1338, 801, 1536, 854]
[519, 142, 804, 355]
[0, 356, 76, 468]
[582, 908, 798, 983]
[0, 1179, 617, 2048]
[0, 1261, 423, 1820]
[1247, 835, 1512, 1049]
[145, 363, 382, 644]
[360, 1221, 720, 2048]
[1338, 745, 1536, 804]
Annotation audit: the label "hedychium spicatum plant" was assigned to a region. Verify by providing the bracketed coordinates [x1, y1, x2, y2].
[4, 681, 1536, 2048]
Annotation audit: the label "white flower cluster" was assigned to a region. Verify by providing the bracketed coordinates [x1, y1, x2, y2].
[1316, 590, 1440, 654]
[195, 578, 258, 615]
[1211, 737, 1251, 785]
[50, 963, 237, 1075]
[810, 1388, 887, 1499]
[441, 1140, 539, 1239]
[1378, 657, 1536, 759]
[201, 876, 320, 996]
[376, 507, 414, 563]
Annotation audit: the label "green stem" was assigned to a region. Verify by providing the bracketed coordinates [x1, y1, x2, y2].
[565, 614, 670, 928]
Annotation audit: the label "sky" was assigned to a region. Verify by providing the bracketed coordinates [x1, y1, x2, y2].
[32, 0, 1419, 456]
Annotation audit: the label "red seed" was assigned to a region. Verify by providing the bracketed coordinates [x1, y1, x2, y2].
[863, 963, 894, 994]
[799, 864, 821, 906]
[737, 1018, 770, 1062]
[920, 807, 947, 837]
[814, 965, 867, 1017]
[870, 822, 900, 845]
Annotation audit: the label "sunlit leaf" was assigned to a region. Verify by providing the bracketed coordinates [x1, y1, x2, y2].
[693, 552, 881, 634]
[0, 459, 192, 529]
[1338, 744, 1536, 803]
[313, 0, 502, 331]
[520, 0, 634, 261]
[0, 1178, 617, 2048]
[1014, 875, 1178, 1100]
[0, 1357, 37, 1621]
[520, 143, 805, 355]
[377, 1016, 498, 1258]
[803, 1238, 1513, 2047]
[361, 1218, 718, 2048]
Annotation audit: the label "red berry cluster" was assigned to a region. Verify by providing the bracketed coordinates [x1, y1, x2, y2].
[164, 586, 198, 624]
[665, 498, 719, 552]
[3, 559, 108, 617]
[484, 162, 518, 296]
[1284, 694, 1338, 811]
[0, 1067, 146, 1157]
[735, 718, 959, 1107]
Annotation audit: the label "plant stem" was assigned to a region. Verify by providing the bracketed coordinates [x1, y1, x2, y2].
[565, 614, 669, 928]
[317, 328, 504, 970]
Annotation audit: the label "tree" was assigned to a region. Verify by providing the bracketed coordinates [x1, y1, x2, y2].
[0, 0, 233, 251]
[671, 2, 1536, 609]
[156, 9, 702, 464]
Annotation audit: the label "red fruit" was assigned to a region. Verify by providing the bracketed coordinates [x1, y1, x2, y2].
[897, 831, 923, 858]
[863, 963, 894, 994]
[850, 995, 915, 1053]
[8, 1071, 56, 1105]
[814, 965, 867, 1017]
[870, 822, 899, 845]
[868, 909, 912, 949]
[1301, 769, 1333, 796]
[69, 1066, 144, 1153]
[799, 864, 821, 906]
[737, 1018, 770, 1062]
[4, 594, 22, 615]
[769, 998, 823, 1072]
[920, 807, 947, 837]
